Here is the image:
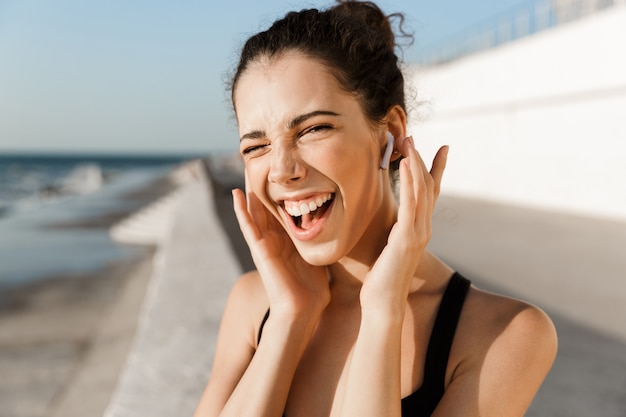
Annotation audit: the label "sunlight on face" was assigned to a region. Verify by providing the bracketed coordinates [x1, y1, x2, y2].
[233, 53, 396, 266]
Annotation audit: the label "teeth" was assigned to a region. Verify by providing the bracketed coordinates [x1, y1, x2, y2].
[284, 193, 332, 217]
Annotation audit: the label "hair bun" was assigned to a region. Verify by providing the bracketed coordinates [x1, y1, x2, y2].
[333, 0, 395, 50]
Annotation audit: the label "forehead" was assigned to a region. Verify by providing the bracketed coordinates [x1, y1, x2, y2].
[233, 53, 356, 130]
[235, 52, 340, 100]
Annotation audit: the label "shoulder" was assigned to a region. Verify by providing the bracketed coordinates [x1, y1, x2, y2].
[227, 270, 268, 316]
[444, 284, 557, 413]
[229, 270, 267, 303]
[459, 286, 557, 354]
[221, 270, 269, 347]
[193, 271, 268, 415]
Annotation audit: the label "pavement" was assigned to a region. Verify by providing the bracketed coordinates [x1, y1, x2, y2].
[101, 160, 241, 417]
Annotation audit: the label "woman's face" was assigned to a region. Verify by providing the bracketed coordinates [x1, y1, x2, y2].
[233, 53, 396, 266]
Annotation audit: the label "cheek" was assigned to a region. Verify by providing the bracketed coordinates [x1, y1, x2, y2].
[338, 147, 383, 216]
[244, 161, 273, 207]
[333, 144, 379, 186]
[304, 139, 373, 178]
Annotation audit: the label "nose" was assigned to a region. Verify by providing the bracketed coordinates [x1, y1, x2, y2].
[268, 144, 305, 185]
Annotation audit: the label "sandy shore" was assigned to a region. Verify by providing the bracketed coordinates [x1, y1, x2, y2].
[0, 168, 182, 417]
[0, 255, 153, 417]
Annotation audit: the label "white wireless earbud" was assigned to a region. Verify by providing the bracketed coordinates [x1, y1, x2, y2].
[380, 131, 394, 170]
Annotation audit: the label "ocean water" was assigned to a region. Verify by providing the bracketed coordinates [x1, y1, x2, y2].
[0, 153, 200, 288]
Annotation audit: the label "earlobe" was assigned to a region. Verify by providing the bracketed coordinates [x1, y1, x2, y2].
[380, 132, 394, 170]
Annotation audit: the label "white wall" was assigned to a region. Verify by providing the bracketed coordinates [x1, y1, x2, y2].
[408, 5, 626, 221]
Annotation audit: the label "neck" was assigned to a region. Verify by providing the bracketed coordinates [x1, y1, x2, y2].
[327, 250, 453, 307]
[330, 190, 396, 279]
[327, 188, 395, 300]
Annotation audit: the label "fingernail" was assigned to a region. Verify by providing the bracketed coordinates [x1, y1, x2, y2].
[405, 136, 415, 148]
[443, 145, 449, 157]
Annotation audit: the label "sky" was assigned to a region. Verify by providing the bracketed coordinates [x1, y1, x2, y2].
[0, 0, 532, 155]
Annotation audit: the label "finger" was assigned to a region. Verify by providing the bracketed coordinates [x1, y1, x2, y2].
[429, 146, 449, 199]
[397, 156, 416, 226]
[244, 170, 253, 210]
[405, 140, 438, 251]
[247, 189, 270, 231]
[232, 188, 261, 243]
[401, 137, 429, 196]
[407, 138, 430, 179]
[405, 141, 429, 206]
[232, 187, 247, 224]
[399, 134, 415, 158]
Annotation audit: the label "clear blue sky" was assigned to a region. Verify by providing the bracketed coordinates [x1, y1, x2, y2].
[0, 0, 531, 155]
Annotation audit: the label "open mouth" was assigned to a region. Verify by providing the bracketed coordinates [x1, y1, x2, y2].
[283, 193, 334, 230]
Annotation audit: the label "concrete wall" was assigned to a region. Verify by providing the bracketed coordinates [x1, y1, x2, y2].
[103, 167, 241, 417]
[408, 5, 626, 221]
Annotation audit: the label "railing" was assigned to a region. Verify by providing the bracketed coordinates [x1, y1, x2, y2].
[417, 0, 625, 65]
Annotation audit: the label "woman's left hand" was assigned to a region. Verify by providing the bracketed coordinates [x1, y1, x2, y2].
[359, 137, 448, 314]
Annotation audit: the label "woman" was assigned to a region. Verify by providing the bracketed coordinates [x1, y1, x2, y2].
[194, 1, 557, 416]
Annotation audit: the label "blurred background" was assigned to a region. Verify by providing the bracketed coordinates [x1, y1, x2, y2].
[0, 0, 543, 155]
[0, 1, 625, 416]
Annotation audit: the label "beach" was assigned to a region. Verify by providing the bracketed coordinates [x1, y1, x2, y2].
[0, 159, 188, 417]
[0, 254, 153, 417]
[1, 153, 625, 417]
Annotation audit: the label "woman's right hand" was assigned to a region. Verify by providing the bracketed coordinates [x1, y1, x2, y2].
[232, 187, 330, 321]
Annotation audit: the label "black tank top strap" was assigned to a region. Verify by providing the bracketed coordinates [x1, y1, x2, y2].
[257, 308, 271, 346]
[401, 272, 471, 415]
[422, 272, 471, 391]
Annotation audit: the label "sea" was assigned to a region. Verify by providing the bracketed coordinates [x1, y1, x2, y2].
[0, 153, 203, 289]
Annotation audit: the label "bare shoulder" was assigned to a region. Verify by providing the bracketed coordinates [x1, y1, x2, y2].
[442, 284, 558, 414]
[230, 269, 269, 313]
[193, 271, 269, 416]
[459, 285, 558, 352]
[230, 269, 267, 304]
[222, 270, 269, 347]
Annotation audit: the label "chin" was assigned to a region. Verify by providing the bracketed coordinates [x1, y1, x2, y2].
[294, 241, 343, 267]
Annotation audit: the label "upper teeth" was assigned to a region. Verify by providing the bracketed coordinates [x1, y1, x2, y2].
[284, 193, 332, 217]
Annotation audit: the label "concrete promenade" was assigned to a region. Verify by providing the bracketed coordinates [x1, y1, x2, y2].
[54, 160, 625, 416]
[102, 162, 241, 417]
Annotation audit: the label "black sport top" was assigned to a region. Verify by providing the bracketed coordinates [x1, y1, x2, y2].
[256, 272, 471, 417]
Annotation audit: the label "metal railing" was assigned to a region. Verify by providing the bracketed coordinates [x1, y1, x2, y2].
[417, 0, 625, 65]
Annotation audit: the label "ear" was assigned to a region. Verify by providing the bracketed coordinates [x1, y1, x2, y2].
[381, 105, 407, 163]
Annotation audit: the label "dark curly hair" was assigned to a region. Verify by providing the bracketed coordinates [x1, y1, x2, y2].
[229, 0, 413, 171]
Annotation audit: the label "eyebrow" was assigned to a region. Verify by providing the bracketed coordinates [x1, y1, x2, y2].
[240, 110, 340, 141]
